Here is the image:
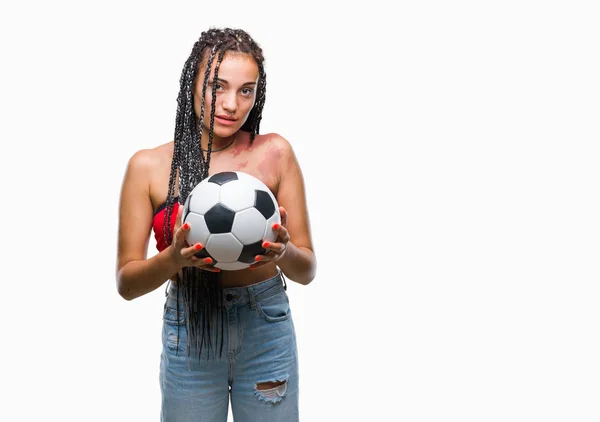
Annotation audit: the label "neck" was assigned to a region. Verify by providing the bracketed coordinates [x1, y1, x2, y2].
[200, 132, 237, 152]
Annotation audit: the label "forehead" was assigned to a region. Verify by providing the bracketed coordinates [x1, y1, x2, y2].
[200, 51, 259, 82]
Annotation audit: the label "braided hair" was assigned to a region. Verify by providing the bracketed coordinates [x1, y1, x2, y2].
[162, 28, 267, 359]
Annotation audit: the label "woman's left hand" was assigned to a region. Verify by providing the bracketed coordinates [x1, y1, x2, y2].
[250, 206, 290, 269]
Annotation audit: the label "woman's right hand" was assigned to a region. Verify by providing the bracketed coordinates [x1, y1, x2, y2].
[170, 204, 220, 273]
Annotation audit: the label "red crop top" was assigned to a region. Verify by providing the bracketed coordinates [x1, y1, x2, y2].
[152, 198, 179, 252]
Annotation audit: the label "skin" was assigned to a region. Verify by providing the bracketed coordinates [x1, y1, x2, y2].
[116, 51, 316, 300]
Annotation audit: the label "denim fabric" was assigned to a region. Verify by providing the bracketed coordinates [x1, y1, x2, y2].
[159, 272, 299, 421]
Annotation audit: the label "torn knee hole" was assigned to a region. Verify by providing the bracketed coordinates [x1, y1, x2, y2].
[254, 379, 288, 403]
[257, 380, 286, 390]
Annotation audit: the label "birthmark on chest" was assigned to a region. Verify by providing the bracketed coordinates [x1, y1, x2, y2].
[231, 134, 269, 158]
[231, 142, 246, 158]
[234, 160, 249, 170]
[257, 145, 283, 178]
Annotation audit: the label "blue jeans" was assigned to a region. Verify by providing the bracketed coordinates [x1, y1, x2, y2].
[159, 272, 299, 421]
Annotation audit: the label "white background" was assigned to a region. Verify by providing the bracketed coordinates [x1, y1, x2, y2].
[1, 0, 599, 421]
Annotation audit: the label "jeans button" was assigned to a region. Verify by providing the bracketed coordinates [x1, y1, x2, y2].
[225, 293, 233, 301]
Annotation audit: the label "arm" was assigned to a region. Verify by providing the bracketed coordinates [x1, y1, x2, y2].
[270, 135, 317, 285]
[115, 150, 181, 300]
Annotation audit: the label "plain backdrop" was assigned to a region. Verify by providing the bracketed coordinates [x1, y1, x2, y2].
[1, 0, 599, 421]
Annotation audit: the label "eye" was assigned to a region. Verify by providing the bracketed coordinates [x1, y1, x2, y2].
[207, 81, 224, 92]
[241, 88, 254, 97]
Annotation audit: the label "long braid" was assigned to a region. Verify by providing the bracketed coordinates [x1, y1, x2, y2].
[194, 47, 228, 358]
[162, 28, 267, 360]
[205, 48, 226, 177]
[242, 61, 267, 140]
[185, 44, 222, 357]
[164, 44, 201, 352]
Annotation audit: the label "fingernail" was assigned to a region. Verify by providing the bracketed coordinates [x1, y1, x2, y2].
[254, 256, 261, 261]
[249, 266, 256, 270]
[195, 244, 203, 250]
[272, 223, 280, 230]
[204, 258, 213, 264]
[215, 268, 221, 272]
[183, 223, 190, 230]
[262, 241, 270, 248]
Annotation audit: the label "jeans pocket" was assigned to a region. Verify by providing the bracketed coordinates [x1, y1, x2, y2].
[162, 303, 186, 352]
[256, 291, 291, 323]
[163, 301, 186, 325]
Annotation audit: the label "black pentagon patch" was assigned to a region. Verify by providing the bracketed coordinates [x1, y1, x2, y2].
[208, 171, 238, 186]
[254, 190, 275, 219]
[238, 241, 266, 264]
[204, 204, 235, 233]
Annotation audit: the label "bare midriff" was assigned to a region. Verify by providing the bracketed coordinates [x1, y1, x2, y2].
[170, 264, 280, 288]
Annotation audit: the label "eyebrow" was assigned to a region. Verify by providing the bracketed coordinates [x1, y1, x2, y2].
[214, 77, 256, 86]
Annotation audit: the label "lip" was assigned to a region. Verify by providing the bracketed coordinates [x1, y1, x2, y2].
[215, 115, 237, 126]
[215, 115, 236, 121]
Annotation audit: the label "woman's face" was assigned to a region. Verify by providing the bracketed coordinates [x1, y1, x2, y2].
[194, 51, 259, 139]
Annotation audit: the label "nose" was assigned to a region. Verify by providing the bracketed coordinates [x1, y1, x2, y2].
[222, 91, 237, 115]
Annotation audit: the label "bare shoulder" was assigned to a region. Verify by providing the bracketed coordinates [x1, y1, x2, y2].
[261, 133, 297, 167]
[267, 132, 293, 153]
[127, 141, 173, 170]
[123, 142, 173, 194]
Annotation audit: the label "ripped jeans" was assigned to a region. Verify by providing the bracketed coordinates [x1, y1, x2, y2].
[159, 272, 299, 422]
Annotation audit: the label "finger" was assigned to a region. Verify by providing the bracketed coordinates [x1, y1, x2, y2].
[173, 221, 191, 247]
[279, 206, 288, 228]
[249, 261, 269, 270]
[271, 222, 288, 238]
[190, 255, 213, 265]
[253, 254, 270, 263]
[254, 249, 285, 265]
[180, 242, 204, 259]
[262, 241, 286, 255]
[270, 226, 290, 255]
[174, 203, 184, 232]
[190, 257, 221, 272]
[272, 213, 289, 234]
[196, 265, 221, 273]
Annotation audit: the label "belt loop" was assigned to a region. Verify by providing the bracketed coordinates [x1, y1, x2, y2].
[248, 285, 257, 309]
[280, 271, 287, 291]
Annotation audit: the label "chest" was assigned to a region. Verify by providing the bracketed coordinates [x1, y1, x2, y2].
[151, 144, 282, 209]
[208, 148, 280, 193]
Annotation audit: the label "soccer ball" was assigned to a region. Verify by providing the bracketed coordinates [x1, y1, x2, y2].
[182, 171, 281, 271]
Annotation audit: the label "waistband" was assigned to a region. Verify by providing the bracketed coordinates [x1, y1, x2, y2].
[166, 271, 287, 308]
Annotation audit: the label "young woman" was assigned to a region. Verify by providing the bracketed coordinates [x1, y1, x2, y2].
[116, 27, 316, 421]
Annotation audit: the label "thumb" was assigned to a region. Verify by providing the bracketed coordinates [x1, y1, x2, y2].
[279, 206, 288, 227]
[174, 202, 183, 230]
